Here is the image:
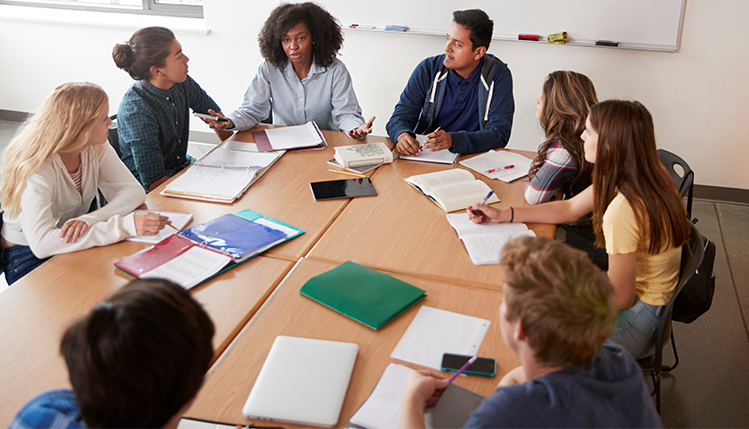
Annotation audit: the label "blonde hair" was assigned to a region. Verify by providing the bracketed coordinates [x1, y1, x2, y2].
[501, 236, 617, 367]
[2, 82, 108, 216]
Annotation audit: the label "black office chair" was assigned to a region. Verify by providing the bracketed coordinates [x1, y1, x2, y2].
[637, 221, 705, 413]
[658, 149, 694, 218]
[108, 114, 122, 157]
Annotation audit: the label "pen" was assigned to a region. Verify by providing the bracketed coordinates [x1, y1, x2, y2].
[448, 356, 477, 383]
[328, 169, 368, 179]
[486, 165, 514, 173]
[421, 126, 441, 149]
[471, 190, 495, 216]
[167, 223, 179, 231]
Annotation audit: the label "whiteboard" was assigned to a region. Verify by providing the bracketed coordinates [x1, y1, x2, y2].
[318, 0, 686, 52]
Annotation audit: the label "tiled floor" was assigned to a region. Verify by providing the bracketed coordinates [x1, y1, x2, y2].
[0, 120, 747, 427]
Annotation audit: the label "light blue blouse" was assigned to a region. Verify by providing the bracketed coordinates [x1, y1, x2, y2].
[228, 58, 365, 133]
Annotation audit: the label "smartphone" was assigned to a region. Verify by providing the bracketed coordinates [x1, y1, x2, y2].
[193, 112, 229, 122]
[441, 353, 497, 377]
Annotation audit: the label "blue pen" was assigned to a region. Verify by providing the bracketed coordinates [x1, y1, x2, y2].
[471, 190, 494, 215]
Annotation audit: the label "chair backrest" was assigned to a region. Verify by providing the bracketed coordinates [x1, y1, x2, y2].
[108, 114, 121, 158]
[658, 149, 694, 217]
[650, 221, 705, 369]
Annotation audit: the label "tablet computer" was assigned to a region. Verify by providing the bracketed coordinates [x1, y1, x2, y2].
[310, 178, 377, 201]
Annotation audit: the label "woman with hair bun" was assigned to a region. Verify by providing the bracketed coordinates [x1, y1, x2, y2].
[206, 2, 375, 139]
[1, 83, 167, 285]
[113, 27, 231, 191]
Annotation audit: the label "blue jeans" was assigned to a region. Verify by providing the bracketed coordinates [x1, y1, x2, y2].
[610, 298, 664, 359]
[2, 245, 50, 285]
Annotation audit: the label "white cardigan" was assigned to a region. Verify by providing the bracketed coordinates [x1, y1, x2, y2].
[2, 144, 146, 259]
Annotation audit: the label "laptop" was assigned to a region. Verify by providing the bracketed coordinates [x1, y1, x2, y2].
[242, 336, 359, 427]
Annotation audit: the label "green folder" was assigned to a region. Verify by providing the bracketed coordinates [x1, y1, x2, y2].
[300, 261, 426, 330]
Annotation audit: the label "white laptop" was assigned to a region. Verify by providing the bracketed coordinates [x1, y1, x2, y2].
[242, 336, 359, 427]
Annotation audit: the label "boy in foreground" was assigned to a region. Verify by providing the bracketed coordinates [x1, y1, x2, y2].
[11, 279, 215, 428]
[399, 236, 662, 428]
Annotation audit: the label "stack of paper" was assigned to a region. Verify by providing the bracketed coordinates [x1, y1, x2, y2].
[446, 213, 536, 265]
[300, 261, 426, 330]
[253, 121, 327, 151]
[459, 150, 532, 183]
[162, 144, 283, 203]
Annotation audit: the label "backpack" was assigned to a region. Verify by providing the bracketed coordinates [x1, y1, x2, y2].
[672, 230, 716, 323]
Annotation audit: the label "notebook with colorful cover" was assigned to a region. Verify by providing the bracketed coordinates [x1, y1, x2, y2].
[300, 261, 426, 330]
[115, 210, 304, 289]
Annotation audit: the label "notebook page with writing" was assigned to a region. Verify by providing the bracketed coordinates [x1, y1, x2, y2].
[390, 306, 490, 370]
[446, 213, 536, 265]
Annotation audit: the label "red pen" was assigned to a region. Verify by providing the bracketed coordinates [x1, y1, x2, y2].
[486, 165, 514, 173]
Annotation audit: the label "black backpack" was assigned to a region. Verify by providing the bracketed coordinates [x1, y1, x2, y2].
[672, 226, 716, 324]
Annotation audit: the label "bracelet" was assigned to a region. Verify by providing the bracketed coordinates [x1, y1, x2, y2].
[510, 207, 514, 223]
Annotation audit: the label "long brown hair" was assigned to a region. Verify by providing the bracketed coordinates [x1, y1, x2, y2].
[590, 100, 689, 253]
[530, 71, 598, 194]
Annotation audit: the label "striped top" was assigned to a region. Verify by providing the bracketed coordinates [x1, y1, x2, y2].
[69, 165, 83, 195]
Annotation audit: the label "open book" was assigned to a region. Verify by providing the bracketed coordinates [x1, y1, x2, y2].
[115, 210, 304, 289]
[446, 213, 536, 265]
[404, 169, 500, 212]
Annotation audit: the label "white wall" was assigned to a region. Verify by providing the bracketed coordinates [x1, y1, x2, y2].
[0, 0, 747, 189]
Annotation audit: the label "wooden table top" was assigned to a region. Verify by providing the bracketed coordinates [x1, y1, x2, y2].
[308, 150, 556, 289]
[185, 257, 519, 428]
[152, 126, 395, 262]
[0, 251, 292, 426]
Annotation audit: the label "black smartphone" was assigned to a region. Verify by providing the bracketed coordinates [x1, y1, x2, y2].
[441, 353, 497, 377]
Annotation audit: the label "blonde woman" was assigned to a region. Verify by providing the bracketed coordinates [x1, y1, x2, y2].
[1, 83, 168, 285]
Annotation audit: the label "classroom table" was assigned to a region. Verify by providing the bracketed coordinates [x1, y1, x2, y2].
[0, 248, 293, 425]
[308, 152, 556, 289]
[165, 126, 395, 262]
[185, 257, 519, 428]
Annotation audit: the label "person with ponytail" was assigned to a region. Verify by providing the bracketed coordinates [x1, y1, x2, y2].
[1, 83, 167, 285]
[467, 100, 690, 359]
[10, 279, 215, 428]
[526, 71, 607, 269]
[113, 26, 232, 191]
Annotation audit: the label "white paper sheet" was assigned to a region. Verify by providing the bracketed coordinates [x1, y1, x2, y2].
[264, 121, 323, 150]
[140, 246, 232, 289]
[126, 211, 193, 244]
[446, 213, 537, 265]
[390, 306, 490, 370]
[459, 150, 532, 183]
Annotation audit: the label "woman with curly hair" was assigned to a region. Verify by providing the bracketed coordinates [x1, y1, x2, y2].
[207, 2, 375, 139]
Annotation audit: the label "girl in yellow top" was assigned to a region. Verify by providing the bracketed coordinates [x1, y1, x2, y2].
[468, 99, 689, 358]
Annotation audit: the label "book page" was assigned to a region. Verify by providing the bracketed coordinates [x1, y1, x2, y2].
[164, 166, 257, 199]
[264, 121, 322, 150]
[428, 180, 498, 212]
[445, 213, 530, 238]
[390, 306, 490, 370]
[406, 169, 475, 191]
[140, 246, 232, 289]
[461, 230, 537, 265]
[197, 146, 281, 169]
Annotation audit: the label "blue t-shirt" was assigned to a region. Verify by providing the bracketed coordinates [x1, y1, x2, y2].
[464, 341, 662, 428]
[10, 389, 84, 429]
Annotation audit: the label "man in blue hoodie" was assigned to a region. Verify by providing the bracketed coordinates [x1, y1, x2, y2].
[386, 9, 514, 156]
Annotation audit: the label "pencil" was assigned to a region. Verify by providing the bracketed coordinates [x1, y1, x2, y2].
[328, 169, 367, 179]
[448, 356, 477, 383]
